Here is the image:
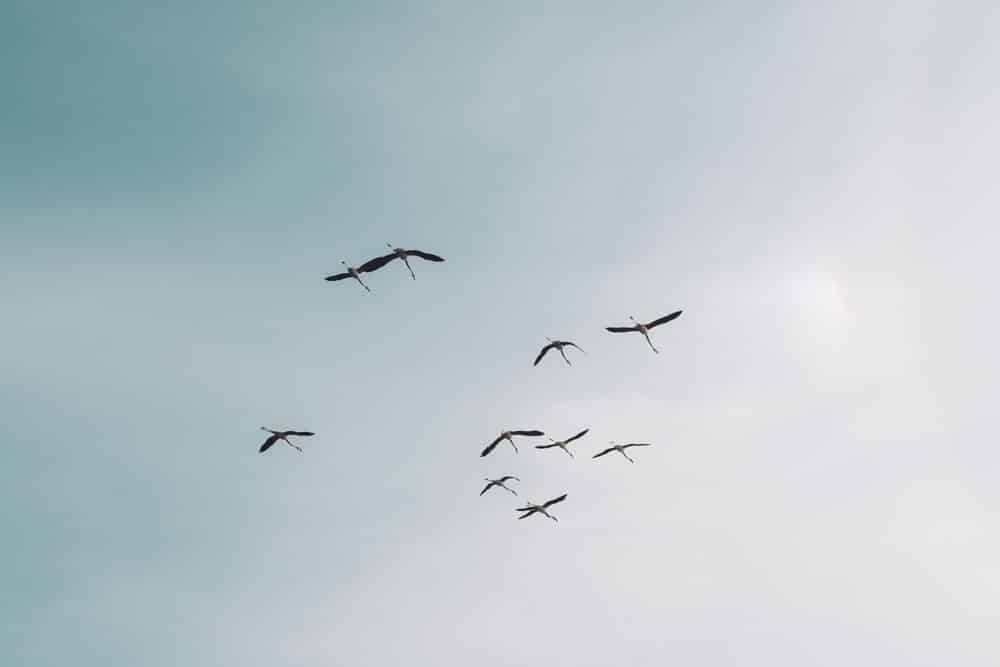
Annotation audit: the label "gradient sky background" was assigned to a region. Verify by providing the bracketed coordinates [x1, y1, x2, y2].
[4, 1, 999, 665]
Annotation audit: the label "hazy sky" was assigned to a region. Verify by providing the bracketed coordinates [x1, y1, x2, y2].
[4, 1, 999, 665]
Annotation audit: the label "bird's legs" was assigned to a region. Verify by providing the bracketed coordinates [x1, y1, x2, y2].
[282, 437, 303, 452]
[622, 450, 635, 463]
[402, 256, 416, 280]
[641, 331, 659, 353]
[558, 347, 571, 366]
[353, 274, 371, 292]
[501, 484, 517, 495]
[507, 436, 519, 453]
[561, 445, 574, 458]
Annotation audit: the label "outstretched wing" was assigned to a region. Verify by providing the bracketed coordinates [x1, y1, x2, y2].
[406, 250, 445, 262]
[359, 253, 397, 273]
[534, 443, 560, 450]
[646, 310, 682, 328]
[510, 430, 544, 437]
[517, 511, 536, 520]
[480, 482, 495, 496]
[623, 442, 652, 448]
[480, 434, 505, 457]
[565, 341, 585, 352]
[564, 429, 589, 444]
[533, 343, 556, 366]
[543, 493, 568, 508]
[287, 431, 315, 437]
[324, 271, 351, 282]
[592, 447, 615, 458]
[500, 475, 520, 482]
[605, 326, 636, 333]
[259, 434, 281, 453]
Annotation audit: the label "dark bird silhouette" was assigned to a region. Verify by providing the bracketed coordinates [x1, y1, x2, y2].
[258, 427, 315, 453]
[480, 430, 545, 457]
[480, 475, 520, 496]
[605, 310, 682, 353]
[534, 429, 590, 458]
[592, 441, 652, 463]
[516, 493, 568, 522]
[361, 243, 446, 279]
[533, 338, 585, 366]
[324, 258, 389, 292]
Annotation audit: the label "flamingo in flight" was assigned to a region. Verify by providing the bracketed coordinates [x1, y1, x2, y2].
[516, 493, 568, 522]
[362, 244, 445, 280]
[324, 259, 387, 292]
[258, 427, 315, 453]
[480, 429, 545, 457]
[534, 428, 590, 458]
[480, 476, 520, 496]
[605, 310, 682, 353]
[592, 441, 653, 463]
[533, 338, 585, 367]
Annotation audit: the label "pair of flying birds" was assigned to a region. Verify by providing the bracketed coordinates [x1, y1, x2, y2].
[478, 478, 568, 521]
[324, 244, 445, 292]
[534, 309, 683, 366]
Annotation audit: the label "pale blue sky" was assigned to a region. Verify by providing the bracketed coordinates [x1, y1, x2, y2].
[4, 1, 1000, 665]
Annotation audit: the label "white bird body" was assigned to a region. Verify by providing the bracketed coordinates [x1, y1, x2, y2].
[258, 427, 315, 453]
[605, 310, 683, 354]
[480, 429, 545, 457]
[592, 441, 653, 463]
[324, 259, 378, 292]
[481, 475, 520, 496]
[535, 428, 590, 458]
[534, 338, 585, 366]
[516, 493, 568, 522]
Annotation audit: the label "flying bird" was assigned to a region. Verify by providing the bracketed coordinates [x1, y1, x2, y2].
[605, 310, 683, 353]
[480, 430, 545, 457]
[324, 259, 388, 292]
[533, 338, 585, 366]
[534, 428, 590, 458]
[480, 476, 520, 496]
[361, 244, 446, 280]
[258, 427, 315, 453]
[516, 493, 568, 522]
[592, 441, 653, 463]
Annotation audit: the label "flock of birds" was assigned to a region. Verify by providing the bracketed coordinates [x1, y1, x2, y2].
[258, 243, 683, 524]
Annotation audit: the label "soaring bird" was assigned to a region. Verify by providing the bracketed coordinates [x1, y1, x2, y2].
[480, 476, 520, 496]
[258, 427, 315, 453]
[605, 310, 682, 353]
[592, 441, 652, 463]
[534, 429, 590, 458]
[516, 493, 568, 522]
[323, 258, 388, 292]
[361, 243, 445, 280]
[533, 338, 585, 367]
[480, 430, 545, 457]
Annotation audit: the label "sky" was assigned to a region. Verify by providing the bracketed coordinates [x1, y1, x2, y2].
[3, 1, 1000, 664]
